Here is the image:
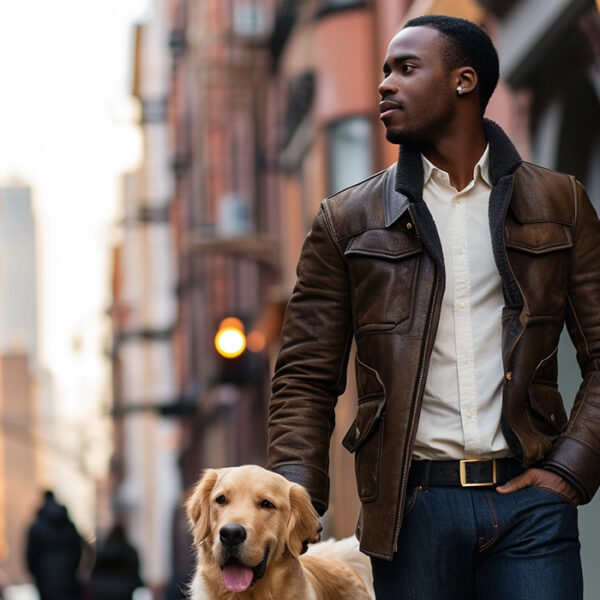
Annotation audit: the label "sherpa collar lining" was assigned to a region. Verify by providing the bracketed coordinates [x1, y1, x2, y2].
[394, 118, 522, 202]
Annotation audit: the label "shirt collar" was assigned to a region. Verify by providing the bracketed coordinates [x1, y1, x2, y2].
[421, 144, 491, 188]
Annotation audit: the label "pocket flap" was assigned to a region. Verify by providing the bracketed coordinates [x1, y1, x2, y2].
[344, 228, 422, 260]
[355, 355, 385, 398]
[342, 395, 386, 453]
[505, 222, 572, 254]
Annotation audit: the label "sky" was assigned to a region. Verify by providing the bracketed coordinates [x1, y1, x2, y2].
[0, 0, 148, 430]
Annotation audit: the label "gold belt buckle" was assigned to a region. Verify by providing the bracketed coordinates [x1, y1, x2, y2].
[459, 459, 497, 487]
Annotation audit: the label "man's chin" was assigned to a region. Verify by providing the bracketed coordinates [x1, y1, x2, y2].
[385, 128, 413, 146]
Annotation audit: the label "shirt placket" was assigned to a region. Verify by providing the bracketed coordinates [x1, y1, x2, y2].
[449, 185, 481, 457]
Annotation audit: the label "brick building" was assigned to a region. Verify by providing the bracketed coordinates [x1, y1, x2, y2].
[110, 0, 600, 595]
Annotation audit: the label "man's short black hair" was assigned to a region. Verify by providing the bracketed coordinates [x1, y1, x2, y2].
[403, 15, 499, 113]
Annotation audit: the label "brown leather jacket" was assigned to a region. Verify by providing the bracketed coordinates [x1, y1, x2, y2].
[268, 120, 600, 560]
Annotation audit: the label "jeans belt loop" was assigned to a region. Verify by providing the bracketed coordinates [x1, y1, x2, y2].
[423, 460, 432, 490]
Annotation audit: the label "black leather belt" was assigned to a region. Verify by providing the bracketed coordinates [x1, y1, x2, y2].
[408, 458, 523, 488]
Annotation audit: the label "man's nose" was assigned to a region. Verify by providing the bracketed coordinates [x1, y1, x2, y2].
[378, 75, 397, 99]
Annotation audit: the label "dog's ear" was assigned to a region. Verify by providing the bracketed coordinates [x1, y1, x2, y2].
[285, 483, 320, 557]
[187, 469, 219, 545]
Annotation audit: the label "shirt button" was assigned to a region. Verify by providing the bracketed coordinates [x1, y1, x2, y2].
[466, 411, 472, 419]
[406, 222, 413, 230]
[455, 197, 462, 204]
[457, 247, 464, 255]
[506, 371, 513, 381]
[459, 301, 466, 308]
[462, 356, 469, 364]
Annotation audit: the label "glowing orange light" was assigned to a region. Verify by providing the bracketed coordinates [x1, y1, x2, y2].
[215, 317, 246, 358]
[247, 330, 266, 353]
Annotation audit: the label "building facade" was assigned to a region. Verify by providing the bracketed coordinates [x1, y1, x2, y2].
[110, 0, 600, 595]
[110, 4, 182, 594]
[0, 185, 41, 584]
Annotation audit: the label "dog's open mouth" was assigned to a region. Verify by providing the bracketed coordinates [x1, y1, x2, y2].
[221, 547, 270, 592]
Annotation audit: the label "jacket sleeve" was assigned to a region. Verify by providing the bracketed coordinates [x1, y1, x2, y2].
[268, 202, 353, 514]
[544, 179, 600, 503]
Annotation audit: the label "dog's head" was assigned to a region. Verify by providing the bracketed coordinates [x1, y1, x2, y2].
[187, 465, 319, 593]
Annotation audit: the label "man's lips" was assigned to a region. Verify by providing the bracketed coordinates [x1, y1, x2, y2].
[379, 100, 402, 120]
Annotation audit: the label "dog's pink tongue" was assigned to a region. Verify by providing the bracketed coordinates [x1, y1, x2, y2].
[222, 564, 253, 592]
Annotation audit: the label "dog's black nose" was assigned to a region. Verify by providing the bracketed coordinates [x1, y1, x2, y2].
[220, 523, 247, 546]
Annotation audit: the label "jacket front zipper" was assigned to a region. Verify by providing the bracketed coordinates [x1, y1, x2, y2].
[393, 206, 442, 551]
[497, 177, 526, 458]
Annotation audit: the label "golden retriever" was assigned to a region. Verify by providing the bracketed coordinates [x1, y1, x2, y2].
[186, 465, 374, 600]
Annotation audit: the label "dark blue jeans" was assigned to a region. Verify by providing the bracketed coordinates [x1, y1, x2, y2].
[371, 485, 582, 599]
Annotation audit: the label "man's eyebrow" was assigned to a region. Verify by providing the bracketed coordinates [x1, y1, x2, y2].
[383, 53, 421, 71]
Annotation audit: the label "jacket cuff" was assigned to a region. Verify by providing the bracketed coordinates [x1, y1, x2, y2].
[542, 464, 588, 504]
[270, 463, 329, 516]
[544, 436, 600, 504]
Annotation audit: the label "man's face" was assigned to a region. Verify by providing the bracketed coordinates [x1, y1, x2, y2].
[379, 26, 457, 146]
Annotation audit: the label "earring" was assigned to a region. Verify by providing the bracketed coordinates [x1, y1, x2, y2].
[457, 85, 463, 95]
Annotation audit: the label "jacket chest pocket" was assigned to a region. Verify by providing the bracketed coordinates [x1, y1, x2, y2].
[505, 221, 572, 318]
[344, 227, 422, 334]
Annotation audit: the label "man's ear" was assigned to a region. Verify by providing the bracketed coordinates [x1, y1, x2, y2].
[455, 66, 477, 96]
[186, 469, 219, 545]
[285, 484, 320, 557]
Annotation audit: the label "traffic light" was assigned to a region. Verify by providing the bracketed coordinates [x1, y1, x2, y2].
[213, 317, 266, 385]
[214, 317, 247, 358]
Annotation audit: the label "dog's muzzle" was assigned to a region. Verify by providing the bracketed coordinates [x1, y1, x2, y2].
[218, 524, 270, 592]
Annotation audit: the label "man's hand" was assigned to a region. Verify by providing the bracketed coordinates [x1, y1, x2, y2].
[496, 467, 580, 506]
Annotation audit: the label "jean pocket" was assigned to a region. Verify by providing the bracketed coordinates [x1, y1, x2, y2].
[531, 485, 578, 508]
[403, 486, 420, 517]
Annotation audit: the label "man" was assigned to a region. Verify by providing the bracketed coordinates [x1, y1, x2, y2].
[268, 15, 600, 600]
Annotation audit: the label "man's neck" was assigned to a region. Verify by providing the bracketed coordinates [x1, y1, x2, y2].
[420, 123, 487, 191]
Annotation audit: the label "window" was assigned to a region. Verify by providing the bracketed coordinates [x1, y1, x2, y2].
[318, 0, 367, 18]
[321, 0, 366, 10]
[327, 117, 373, 195]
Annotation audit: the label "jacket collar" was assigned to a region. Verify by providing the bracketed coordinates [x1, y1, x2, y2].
[384, 165, 409, 227]
[387, 119, 522, 226]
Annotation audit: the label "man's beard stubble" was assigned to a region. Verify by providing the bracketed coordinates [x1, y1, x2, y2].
[385, 125, 424, 148]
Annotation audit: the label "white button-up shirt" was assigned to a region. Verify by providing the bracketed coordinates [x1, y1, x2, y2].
[413, 146, 510, 460]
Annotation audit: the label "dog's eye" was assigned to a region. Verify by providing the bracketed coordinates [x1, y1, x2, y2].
[260, 499, 276, 510]
[215, 495, 227, 505]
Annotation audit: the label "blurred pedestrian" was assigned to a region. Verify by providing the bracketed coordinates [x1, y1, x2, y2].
[88, 523, 143, 600]
[163, 492, 195, 600]
[25, 490, 84, 600]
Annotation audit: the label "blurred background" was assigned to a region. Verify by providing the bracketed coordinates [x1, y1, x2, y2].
[0, 0, 598, 598]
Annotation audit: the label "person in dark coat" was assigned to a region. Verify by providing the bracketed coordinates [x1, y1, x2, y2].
[89, 523, 143, 600]
[26, 490, 83, 600]
[163, 493, 195, 600]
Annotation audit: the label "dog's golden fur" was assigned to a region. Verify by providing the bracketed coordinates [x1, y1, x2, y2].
[186, 465, 373, 600]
